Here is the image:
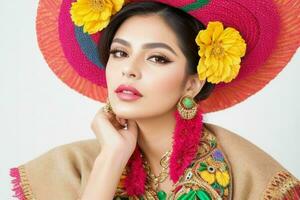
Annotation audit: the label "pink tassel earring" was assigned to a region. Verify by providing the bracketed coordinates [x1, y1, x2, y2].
[169, 95, 203, 183]
[124, 146, 147, 196]
[124, 95, 203, 196]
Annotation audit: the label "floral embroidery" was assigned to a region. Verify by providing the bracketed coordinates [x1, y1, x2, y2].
[114, 127, 232, 200]
[171, 128, 232, 200]
[198, 153, 230, 195]
[177, 189, 211, 200]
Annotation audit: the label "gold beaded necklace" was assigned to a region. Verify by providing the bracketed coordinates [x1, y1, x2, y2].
[141, 150, 172, 199]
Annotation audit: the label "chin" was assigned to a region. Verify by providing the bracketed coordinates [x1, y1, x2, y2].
[112, 106, 139, 119]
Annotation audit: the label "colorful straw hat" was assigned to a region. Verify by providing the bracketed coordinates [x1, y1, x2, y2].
[36, 0, 300, 113]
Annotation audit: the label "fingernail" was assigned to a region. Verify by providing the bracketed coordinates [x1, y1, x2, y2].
[124, 123, 128, 130]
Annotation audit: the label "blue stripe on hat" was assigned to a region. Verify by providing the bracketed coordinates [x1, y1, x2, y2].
[74, 26, 105, 69]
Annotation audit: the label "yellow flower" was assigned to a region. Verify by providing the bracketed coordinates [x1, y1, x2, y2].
[70, 0, 125, 34]
[215, 170, 230, 187]
[195, 21, 246, 84]
[200, 170, 215, 184]
[198, 159, 230, 188]
[200, 169, 230, 187]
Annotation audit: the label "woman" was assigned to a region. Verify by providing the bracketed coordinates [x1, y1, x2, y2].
[10, 0, 300, 199]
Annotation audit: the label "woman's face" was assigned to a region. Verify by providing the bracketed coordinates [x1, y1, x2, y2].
[106, 14, 199, 120]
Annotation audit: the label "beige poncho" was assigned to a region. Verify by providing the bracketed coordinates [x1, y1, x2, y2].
[10, 123, 300, 199]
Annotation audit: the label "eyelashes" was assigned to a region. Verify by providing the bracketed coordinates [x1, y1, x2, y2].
[149, 54, 172, 64]
[109, 48, 172, 64]
[109, 48, 128, 58]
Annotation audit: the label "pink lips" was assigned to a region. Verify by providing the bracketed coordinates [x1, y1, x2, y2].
[114, 84, 143, 101]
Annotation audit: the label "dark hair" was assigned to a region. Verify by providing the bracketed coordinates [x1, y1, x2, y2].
[98, 1, 215, 102]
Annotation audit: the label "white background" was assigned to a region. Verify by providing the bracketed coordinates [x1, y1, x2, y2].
[0, 1, 299, 199]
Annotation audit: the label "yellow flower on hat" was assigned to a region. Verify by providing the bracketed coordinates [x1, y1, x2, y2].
[195, 21, 246, 84]
[70, 0, 125, 34]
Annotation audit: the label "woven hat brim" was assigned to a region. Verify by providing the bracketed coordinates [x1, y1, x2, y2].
[36, 0, 300, 113]
[36, 0, 108, 101]
[199, 0, 300, 113]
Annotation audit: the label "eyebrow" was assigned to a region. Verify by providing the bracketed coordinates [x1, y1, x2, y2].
[111, 38, 178, 56]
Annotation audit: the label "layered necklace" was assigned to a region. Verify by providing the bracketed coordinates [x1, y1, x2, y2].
[123, 108, 203, 197]
[141, 150, 172, 200]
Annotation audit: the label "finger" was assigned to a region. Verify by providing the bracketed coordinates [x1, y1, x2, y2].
[116, 116, 126, 126]
[97, 107, 113, 119]
[96, 107, 123, 130]
[123, 119, 138, 135]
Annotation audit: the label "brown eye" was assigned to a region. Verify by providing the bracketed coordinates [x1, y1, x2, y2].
[109, 49, 128, 58]
[148, 55, 171, 64]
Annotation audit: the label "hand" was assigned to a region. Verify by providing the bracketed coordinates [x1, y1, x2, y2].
[91, 106, 139, 160]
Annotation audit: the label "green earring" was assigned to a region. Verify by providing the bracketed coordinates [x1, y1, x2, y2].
[177, 95, 198, 119]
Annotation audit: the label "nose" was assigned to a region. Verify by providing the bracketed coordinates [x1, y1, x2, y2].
[121, 59, 141, 79]
[122, 71, 136, 78]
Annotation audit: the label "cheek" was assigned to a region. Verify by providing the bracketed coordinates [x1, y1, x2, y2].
[140, 67, 186, 116]
[147, 67, 186, 99]
[105, 60, 119, 92]
[157, 75, 182, 93]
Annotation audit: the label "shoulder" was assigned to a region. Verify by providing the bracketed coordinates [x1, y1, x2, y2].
[203, 122, 300, 199]
[10, 139, 100, 200]
[203, 122, 284, 170]
[23, 138, 101, 181]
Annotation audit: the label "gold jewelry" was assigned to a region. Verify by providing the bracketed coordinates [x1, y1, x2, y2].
[102, 98, 114, 114]
[141, 150, 172, 191]
[177, 95, 198, 119]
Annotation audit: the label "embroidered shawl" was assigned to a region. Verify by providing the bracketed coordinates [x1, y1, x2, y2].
[10, 123, 300, 199]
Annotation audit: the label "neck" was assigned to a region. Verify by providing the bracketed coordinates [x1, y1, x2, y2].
[135, 107, 176, 173]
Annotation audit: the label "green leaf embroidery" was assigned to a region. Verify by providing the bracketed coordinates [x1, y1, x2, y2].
[198, 162, 207, 171]
[178, 189, 212, 200]
[196, 189, 212, 200]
